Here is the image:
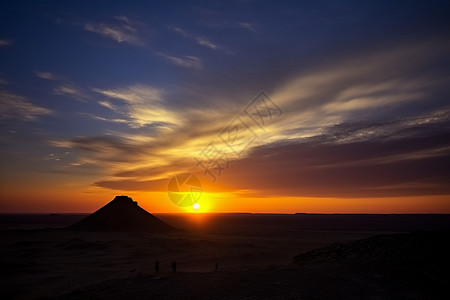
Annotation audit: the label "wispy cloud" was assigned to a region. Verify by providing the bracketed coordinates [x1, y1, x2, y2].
[0, 39, 13, 46]
[202, 20, 257, 33]
[214, 115, 450, 198]
[79, 108, 450, 195]
[53, 84, 90, 101]
[98, 100, 119, 111]
[193, 7, 258, 33]
[80, 112, 128, 124]
[195, 37, 217, 50]
[83, 16, 145, 46]
[0, 89, 54, 121]
[51, 83, 236, 180]
[94, 178, 167, 191]
[50, 135, 151, 165]
[269, 39, 450, 143]
[93, 84, 179, 128]
[50, 39, 450, 197]
[158, 53, 203, 69]
[34, 70, 90, 101]
[169, 25, 218, 50]
[34, 70, 61, 81]
[170, 26, 189, 37]
[234, 22, 257, 32]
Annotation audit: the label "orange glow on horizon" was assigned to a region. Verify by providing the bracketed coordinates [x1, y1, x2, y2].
[1, 183, 449, 214]
[1, 170, 449, 214]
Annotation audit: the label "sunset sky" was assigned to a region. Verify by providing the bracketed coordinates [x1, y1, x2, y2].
[1, 0, 450, 213]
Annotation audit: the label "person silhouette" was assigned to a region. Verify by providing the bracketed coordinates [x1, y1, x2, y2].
[171, 261, 177, 273]
[215, 261, 218, 271]
[154, 260, 159, 274]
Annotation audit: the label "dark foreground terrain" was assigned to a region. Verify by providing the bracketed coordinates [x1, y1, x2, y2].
[1, 214, 449, 299]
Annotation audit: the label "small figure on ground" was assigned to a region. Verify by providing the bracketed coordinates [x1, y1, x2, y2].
[171, 261, 177, 273]
[154, 260, 159, 274]
[215, 261, 218, 271]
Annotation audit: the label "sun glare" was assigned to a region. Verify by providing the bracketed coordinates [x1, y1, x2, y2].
[193, 202, 200, 210]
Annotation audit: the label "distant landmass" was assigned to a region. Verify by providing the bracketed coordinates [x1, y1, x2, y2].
[294, 231, 450, 265]
[68, 195, 177, 233]
[2, 211, 450, 299]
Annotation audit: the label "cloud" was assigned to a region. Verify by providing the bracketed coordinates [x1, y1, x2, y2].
[100, 107, 449, 196]
[226, 124, 450, 198]
[57, 135, 146, 157]
[0, 39, 13, 46]
[158, 53, 203, 69]
[98, 100, 119, 111]
[49, 134, 161, 177]
[44, 151, 71, 162]
[0, 89, 54, 121]
[50, 38, 450, 199]
[195, 37, 217, 50]
[53, 84, 90, 101]
[34, 70, 90, 102]
[51, 83, 240, 180]
[201, 20, 257, 33]
[94, 178, 167, 191]
[79, 112, 128, 124]
[169, 25, 218, 50]
[193, 7, 258, 33]
[266, 38, 450, 144]
[93, 84, 179, 128]
[34, 71, 61, 81]
[170, 26, 189, 37]
[234, 22, 257, 32]
[83, 16, 144, 46]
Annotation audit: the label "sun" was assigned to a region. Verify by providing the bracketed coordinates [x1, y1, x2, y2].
[193, 202, 200, 210]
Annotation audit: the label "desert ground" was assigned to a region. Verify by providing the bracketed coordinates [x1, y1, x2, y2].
[1, 213, 449, 299]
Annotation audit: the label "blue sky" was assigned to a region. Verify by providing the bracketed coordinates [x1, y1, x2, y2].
[1, 0, 450, 212]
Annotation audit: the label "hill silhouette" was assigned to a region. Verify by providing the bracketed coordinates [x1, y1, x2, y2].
[292, 231, 450, 299]
[294, 231, 450, 265]
[68, 196, 177, 232]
